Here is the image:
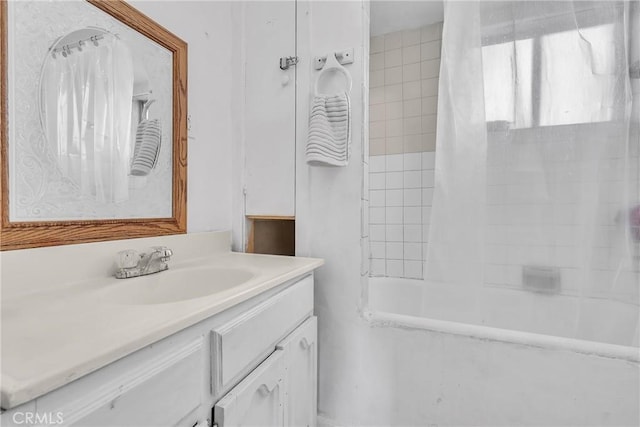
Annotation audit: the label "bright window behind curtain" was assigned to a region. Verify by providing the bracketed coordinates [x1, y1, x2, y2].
[482, 39, 533, 128]
[482, 21, 619, 128]
[539, 23, 618, 126]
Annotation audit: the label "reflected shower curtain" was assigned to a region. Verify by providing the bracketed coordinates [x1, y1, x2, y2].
[427, 1, 639, 345]
[42, 36, 134, 203]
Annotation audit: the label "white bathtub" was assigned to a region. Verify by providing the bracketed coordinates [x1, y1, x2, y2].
[364, 277, 640, 425]
[369, 277, 639, 360]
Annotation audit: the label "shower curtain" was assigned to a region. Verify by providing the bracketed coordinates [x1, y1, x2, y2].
[427, 1, 639, 343]
[42, 36, 134, 204]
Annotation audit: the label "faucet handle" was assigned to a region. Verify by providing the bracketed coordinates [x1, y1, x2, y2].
[149, 246, 173, 260]
[117, 249, 140, 269]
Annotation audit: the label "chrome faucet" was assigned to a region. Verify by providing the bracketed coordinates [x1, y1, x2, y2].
[115, 246, 173, 279]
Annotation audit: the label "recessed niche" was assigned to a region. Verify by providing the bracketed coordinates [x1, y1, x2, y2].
[246, 216, 295, 256]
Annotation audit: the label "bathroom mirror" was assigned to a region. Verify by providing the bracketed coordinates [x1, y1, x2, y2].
[1, 0, 187, 250]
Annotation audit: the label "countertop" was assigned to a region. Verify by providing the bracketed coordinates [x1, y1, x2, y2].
[0, 233, 323, 409]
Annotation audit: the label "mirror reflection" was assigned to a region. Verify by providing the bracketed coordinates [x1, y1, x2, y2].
[8, 0, 173, 221]
[40, 27, 162, 203]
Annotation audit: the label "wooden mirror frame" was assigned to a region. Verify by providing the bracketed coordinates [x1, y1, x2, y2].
[0, 0, 187, 251]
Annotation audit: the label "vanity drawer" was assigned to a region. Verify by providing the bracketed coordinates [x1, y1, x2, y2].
[35, 337, 204, 426]
[210, 275, 313, 396]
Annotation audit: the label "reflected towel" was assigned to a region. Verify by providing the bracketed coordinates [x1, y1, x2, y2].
[306, 93, 351, 166]
[131, 118, 161, 176]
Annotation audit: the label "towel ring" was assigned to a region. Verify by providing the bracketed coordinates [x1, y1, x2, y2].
[314, 53, 353, 96]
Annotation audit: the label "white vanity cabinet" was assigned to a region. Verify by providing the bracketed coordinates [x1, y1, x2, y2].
[0, 274, 317, 427]
[213, 316, 318, 427]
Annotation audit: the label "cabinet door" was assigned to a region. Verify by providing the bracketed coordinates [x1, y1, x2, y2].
[244, 1, 296, 216]
[277, 316, 317, 427]
[214, 350, 286, 427]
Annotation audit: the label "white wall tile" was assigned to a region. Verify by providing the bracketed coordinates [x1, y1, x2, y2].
[404, 260, 423, 278]
[370, 172, 386, 190]
[386, 189, 403, 206]
[370, 241, 385, 258]
[422, 188, 435, 205]
[386, 154, 404, 171]
[404, 225, 422, 242]
[370, 189, 385, 207]
[386, 242, 404, 259]
[422, 223, 430, 242]
[370, 258, 385, 276]
[370, 206, 386, 224]
[404, 189, 422, 206]
[386, 206, 403, 224]
[403, 171, 422, 189]
[386, 260, 404, 277]
[423, 206, 432, 224]
[422, 170, 435, 187]
[404, 242, 422, 260]
[422, 151, 436, 169]
[404, 206, 422, 224]
[404, 153, 422, 170]
[370, 224, 385, 242]
[386, 224, 404, 242]
[370, 155, 386, 172]
[386, 171, 404, 189]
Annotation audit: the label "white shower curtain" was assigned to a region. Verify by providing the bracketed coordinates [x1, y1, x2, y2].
[42, 36, 134, 204]
[427, 1, 639, 344]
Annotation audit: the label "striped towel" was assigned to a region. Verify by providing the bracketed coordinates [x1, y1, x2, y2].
[306, 92, 351, 166]
[130, 118, 161, 176]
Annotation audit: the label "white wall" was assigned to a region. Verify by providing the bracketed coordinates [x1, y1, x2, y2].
[130, 1, 234, 233]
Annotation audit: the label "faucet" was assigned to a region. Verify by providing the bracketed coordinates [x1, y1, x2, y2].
[115, 246, 173, 279]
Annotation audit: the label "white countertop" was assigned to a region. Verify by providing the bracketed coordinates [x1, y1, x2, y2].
[0, 232, 323, 409]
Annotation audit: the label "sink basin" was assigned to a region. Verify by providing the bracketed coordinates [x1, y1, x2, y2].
[103, 267, 254, 305]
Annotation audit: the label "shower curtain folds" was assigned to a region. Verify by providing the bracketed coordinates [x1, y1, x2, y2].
[425, 0, 639, 346]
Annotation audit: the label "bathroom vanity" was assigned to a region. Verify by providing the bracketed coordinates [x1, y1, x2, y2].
[0, 232, 323, 427]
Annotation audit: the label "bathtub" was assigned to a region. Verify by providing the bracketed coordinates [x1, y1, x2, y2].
[368, 277, 639, 361]
[364, 277, 640, 425]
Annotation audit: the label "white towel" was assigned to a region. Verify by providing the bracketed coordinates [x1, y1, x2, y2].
[306, 92, 351, 166]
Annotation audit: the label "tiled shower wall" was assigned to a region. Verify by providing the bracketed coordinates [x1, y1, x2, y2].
[367, 21, 639, 293]
[368, 22, 443, 278]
